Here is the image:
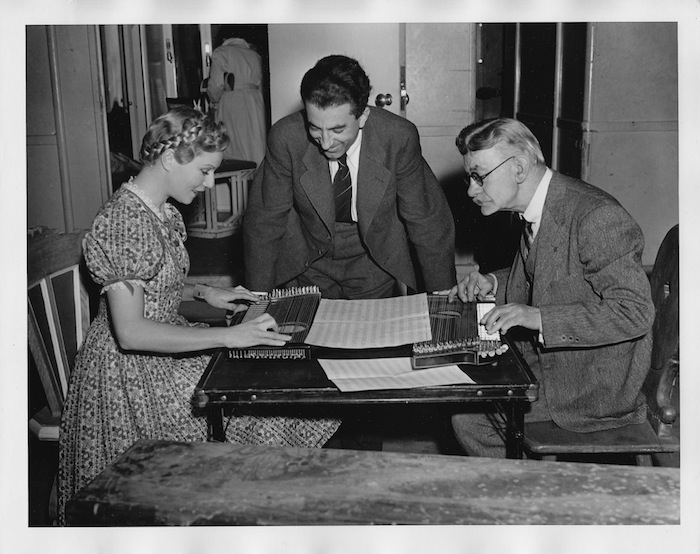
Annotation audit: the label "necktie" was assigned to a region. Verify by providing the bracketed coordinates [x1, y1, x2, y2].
[333, 154, 353, 223]
[520, 218, 535, 305]
[521, 219, 534, 260]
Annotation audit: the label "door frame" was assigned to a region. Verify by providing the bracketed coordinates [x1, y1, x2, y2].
[122, 25, 149, 159]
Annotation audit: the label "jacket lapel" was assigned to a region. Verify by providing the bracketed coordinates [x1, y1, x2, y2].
[531, 173, 569, 304]
[506, 244, 529, 304]
[297, 112, 392, 237]
[300, 143, 335, 231]
[356, 117, 391, 236]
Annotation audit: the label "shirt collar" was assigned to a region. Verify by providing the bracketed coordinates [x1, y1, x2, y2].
[332, 128, 363, 169]
[348, 128, 362, 161]
[522, 167, 552, 231]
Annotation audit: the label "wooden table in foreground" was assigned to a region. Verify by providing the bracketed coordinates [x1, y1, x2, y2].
[65, 439, 680, 526]
[194, 339, 538, 459]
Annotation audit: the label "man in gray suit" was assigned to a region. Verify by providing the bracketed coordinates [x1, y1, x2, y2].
[450, 118, 655, 458]
[243, 55, 456, 299]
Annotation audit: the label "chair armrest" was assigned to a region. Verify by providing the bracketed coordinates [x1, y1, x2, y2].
[656, 355, 679, 424]
[649, 352, 679, 437]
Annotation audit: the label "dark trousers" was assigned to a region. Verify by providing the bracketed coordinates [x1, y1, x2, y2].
[451, 339, 551, 457]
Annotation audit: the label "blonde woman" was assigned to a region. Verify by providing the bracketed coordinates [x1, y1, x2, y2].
[58, 107, 340, 524]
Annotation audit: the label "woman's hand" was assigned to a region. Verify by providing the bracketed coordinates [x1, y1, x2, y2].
[225, 313, 291, 348]
[204, 284, 261, 313]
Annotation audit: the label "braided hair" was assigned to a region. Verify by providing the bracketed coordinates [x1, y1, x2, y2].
[139, 106, 229, 166]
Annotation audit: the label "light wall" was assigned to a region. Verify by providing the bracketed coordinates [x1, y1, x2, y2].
[583, 22, 678, 266]
[267, 24, 401, 124]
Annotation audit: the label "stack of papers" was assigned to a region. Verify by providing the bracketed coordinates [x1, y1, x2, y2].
[318, 357, 475, 392]
[305, 294, 432, 349]
[306, 294, 475, 392]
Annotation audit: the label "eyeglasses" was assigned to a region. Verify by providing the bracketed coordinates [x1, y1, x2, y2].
[466, 156, 515, 187]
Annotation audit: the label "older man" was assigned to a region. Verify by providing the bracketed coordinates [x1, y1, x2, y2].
[450, 118, 655, 458]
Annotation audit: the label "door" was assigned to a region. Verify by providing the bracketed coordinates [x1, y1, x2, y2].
[122, 25, 148, 158]
[142, 24, 177, 121]
[267, 23, 477, 271]
[267, 23, 475, 178]
[516, 22, 587, 177]
[402, 24, 482, 272]
[105, 24, 209, 164]
[404, 23, 476, 182]
[100, 25, 149, 167]
[267, 23, 402, 123]
[171, 24, 205, 100]
[516, 22, 557, 167]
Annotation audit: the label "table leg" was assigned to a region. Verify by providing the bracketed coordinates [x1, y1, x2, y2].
[503, 401, 525, 459]
[204, 188, 215, 233]
[208, 407, 226, 442]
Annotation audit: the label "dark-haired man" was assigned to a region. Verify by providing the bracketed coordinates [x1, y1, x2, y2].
[243, 55, 456, 299]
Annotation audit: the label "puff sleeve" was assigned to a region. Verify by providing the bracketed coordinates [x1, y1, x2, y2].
[83, 195, 174, 294]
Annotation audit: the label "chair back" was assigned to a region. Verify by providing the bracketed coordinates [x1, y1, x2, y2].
[28, 228, 92, 424]
[643, 224, 679, 437]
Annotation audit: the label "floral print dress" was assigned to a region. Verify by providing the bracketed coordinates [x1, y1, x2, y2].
[57, 181, 340, 524]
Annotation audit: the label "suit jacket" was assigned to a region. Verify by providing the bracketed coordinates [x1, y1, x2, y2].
[494, 171, 655, 432]
[243, 107, 456, 293]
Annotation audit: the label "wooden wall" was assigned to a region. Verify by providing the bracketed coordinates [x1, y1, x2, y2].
[26, 25, 110, 233]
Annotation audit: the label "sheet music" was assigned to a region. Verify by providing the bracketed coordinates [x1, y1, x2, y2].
[305, 293, 432, 348]
[318, 357, 475, 392]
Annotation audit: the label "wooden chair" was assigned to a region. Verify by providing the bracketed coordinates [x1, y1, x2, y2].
[28, 227, 95, 520]
[186, 159, 257, 239]
[522, 225, 680, 465]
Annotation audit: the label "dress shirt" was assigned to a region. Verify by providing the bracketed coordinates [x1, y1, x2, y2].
[521, 167, 553, 236]
[490, 168, 553, 344]
[522, 167, 552, 343]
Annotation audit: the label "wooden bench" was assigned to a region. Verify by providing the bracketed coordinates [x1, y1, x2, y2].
[65, 439, 679, 525]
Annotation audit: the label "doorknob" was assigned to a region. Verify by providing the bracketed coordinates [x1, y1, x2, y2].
[375, 93, 393, 108]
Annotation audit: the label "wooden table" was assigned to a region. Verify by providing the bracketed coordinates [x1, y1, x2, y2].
[194, 339, 538, 459]
[65, 439, 680, 526]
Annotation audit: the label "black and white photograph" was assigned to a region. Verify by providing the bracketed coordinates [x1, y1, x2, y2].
[3, 0, 699, 552]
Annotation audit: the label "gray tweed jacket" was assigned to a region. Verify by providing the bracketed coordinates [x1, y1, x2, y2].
[496, 171, 655, 432]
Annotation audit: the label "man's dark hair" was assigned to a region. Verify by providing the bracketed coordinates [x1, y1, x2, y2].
[300, 55, 371, 118]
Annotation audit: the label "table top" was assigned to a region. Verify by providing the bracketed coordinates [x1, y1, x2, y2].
[194, 338, 538, 408]
[66, 439, 680, 526]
